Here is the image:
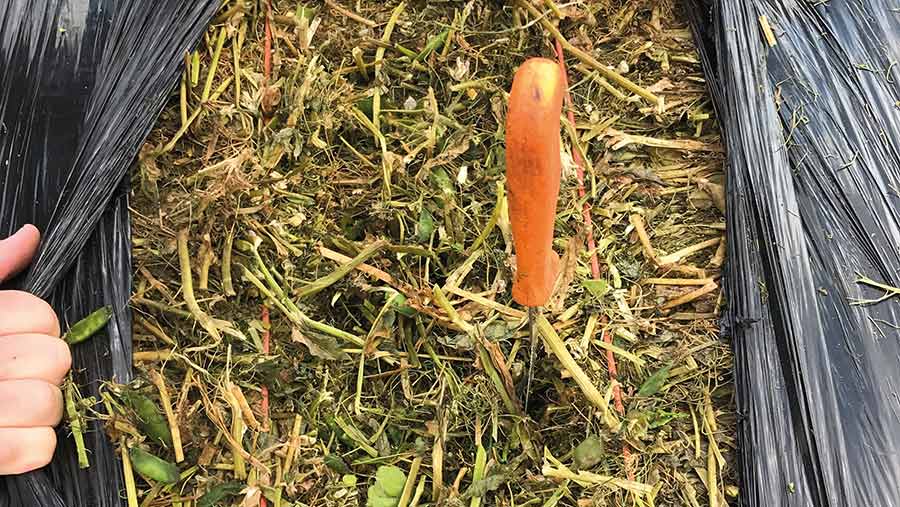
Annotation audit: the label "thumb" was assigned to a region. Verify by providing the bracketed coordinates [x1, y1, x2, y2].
[0, 225, 41, 283]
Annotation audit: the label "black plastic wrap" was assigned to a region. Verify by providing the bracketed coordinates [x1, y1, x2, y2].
[0, 1, 217, 506]
[688, 1, 900, 505]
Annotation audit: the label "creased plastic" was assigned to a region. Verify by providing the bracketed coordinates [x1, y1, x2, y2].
[687, 1, 900, 505]
[0, 1, 216, 506]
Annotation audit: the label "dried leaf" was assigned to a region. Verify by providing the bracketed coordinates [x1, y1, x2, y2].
[456, 165, 468, 185]
[697, 178, 726, 214]
[241, 486, 262, 507]
[419, 134, 471, 177]
[549, 237, 581, 311]
[292, 327, 347, 360]
[481, 337, 520, 412]
[260, 84, 282, 116]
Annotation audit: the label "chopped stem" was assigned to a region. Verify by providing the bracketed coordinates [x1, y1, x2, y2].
[535, 314, 606, 408]
[242, 265, 365, 347]
[518, 0, 661, 105]
[121, 437, 139, 507]
[221, 226, 236, 296]
[397, 456, 423, 507]
[150, 370, 184, 463]
[65, 379, 89, 469]
[177, 229, 222, 342]
[202, 27, 228, 102]
[295, 240, 387, 299]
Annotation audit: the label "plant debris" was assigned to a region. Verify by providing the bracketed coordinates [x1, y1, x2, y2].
[115, 1, 735, 505]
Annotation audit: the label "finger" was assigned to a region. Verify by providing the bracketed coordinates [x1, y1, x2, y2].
[0, 427, 56, 475]
[0, 334, 71, 384]
[0, 225, 40, 283]
[0, 379, 63, 427]
[0, 291, 60, 337]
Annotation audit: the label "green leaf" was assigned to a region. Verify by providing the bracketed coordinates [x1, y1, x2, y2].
[582, 279, 609, 300]
[463, 473, 508, 499]
[638, 365, 672, 397]
[367, 495, 398, 507]
[295, 4, 317, 19]
[573, 436, 606, 470]
[324, 454, 351, 475]
[366, 483, 398, 507]
[649, 409, 688, 429]
[356, 96, 374, 117]
[390, 293, 416, 317]
[197, 482, 244, 507]
[415, 29, 450, 61]
[417, 207, 435, 243]
[429, 168, 454, 196]
[375, 465, 407, 497]
[292, 328, 347, 361]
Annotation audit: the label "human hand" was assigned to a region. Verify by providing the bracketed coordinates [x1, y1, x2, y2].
[0, 225, 69, 475]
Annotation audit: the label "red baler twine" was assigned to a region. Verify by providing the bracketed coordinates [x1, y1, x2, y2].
[263, 1, 272, 81]
[554, 39, 633, 479]
[261, 4, 273, 506]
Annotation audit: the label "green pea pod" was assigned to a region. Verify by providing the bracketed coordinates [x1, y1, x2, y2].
[122, 392, 173, 448]
[129, 447, 179, 484]
[64, 306, 113, 345]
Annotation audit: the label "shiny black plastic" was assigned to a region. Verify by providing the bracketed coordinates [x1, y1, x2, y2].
[0, 1, 216, 506]
[688, 1, 900, 505]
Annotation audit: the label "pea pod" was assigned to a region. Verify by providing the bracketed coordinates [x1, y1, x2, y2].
[64, 306, 113, 345]
[122, 391, 173, 448]
[129, 447, 179, 484]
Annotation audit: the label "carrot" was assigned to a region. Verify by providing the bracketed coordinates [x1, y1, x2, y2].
[505, 58, 565, 307]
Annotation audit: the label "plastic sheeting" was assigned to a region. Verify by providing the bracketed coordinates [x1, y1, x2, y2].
[0, 1, 216, 506]
[688, 1, 900, 505]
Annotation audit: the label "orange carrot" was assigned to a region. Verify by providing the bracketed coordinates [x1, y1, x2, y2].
[505, 58, 565, 307]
